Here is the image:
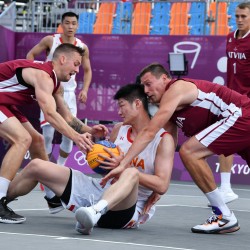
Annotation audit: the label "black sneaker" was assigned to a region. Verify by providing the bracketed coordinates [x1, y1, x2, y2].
[0, 197, 26, 224]
[44, 196, 64, 214]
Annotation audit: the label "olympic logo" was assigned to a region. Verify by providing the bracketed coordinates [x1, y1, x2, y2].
[74, 151, 87, 166]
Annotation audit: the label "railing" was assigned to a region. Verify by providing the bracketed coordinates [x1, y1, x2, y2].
[1, 0, 250, 35]
[0, 2, 16, 31]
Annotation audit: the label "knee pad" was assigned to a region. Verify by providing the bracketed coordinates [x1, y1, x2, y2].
[42, 125, 55, 154]
[60, 135, 73, 154]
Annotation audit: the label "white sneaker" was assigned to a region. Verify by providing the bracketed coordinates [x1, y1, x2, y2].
[207, 188, 239, 207]
[75, 221, 93, 235]
[192, 209, 240, 234]
[75, 207, 102, 235]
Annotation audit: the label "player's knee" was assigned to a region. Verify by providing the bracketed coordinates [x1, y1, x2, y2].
[179, 142, 192, 161]
[60, 136, 73, 153]
[15, 132, 32, 151]
[25, 159, 44, 177]
[123, 168, 139, 183]
[32, 132, 45, 147]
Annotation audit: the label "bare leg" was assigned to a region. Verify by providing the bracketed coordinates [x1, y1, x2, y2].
[7, 159, 70, 200]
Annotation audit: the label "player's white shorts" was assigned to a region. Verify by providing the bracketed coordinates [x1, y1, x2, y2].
[40, 91, 77, 127]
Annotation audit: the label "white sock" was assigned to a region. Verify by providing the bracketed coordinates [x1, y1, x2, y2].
[0, 177, 10, 199]
[220, 172, 231, 190]
[93, 199, 108, 215]
[205, 188, 231, 216]
[57, 155, 67, 166]
[44, 186, 56, 199]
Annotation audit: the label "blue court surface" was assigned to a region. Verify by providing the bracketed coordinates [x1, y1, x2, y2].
[1, 180, 250, 250]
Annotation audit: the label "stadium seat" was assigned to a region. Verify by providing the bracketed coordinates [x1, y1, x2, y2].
[77, 11, 96, 34]
[209, 2, 230, 35]
[112, 1, 132, 34]
[93, 2, 116, 34]
[170, 2, 191, 35]
[150, 2, 170, 35]
[132, 2, 151, 35]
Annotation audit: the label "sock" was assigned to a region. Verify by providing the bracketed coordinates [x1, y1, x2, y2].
[205, 188, 231, 216]
[93, 199, 108, 215]
[0, 177, 10, 199]
[220, 172, 231, 190]
[57, 155, 67, 166]
[44, 186, 56, 199]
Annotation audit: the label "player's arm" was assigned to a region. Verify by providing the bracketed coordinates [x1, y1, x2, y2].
[26, 36, 53, 60]
[78, 45, 92, 103]
[53, 85, 108, 138]
[138, 132, 175, 195]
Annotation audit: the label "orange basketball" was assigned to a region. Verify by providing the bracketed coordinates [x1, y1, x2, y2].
[86, 140, 119, 174]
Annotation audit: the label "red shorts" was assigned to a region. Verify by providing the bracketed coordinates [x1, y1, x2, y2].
[196, 106, 250, 166]
[0, 105, 28, 124]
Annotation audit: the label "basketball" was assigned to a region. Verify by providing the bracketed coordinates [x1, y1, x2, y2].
[86, 140, 120, 174]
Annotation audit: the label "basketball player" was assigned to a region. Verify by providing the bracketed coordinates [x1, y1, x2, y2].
[27, 12, 92, 168]
[102, 63, 250, 234]
[216, 1, 250, 205]
[7, 84, 175, 234]
[0, 43, 107, 224]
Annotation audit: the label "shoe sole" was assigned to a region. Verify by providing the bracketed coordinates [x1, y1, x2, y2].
[191, 223, 240, 234]
[0, 218, 26, 224]
[75, 208, 95, 233]
[49, 206, 65, 214]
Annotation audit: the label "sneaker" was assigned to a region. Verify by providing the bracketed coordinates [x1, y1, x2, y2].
[44, 196, 64, 214]
[75, 221, 93, 235]
[207, 188, 239, 207]
[0, 197, 26, 224]
[191, 207, 240, 234]
[75, 207, 102, 235]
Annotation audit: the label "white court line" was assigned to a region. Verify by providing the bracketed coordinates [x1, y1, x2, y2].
[0, 232, 196, 250]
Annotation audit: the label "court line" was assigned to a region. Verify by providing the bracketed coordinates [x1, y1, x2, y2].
[0, 232, 196, 250]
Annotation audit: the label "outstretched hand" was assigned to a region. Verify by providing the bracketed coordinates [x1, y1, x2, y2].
[75, 132, 94, 153]
[91, 124, 109, 138]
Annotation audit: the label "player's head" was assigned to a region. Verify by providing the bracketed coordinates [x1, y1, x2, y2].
[61, 12, 79, 36]
[139, 63, 171, 104]
[236, 2, 250, 32]
[114, 84, 149, 123]
[53, 43, 84, 81]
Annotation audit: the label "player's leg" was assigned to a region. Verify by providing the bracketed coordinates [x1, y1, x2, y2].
[75, 168, 139, 234]
[7, 159, 70, 201]
[57, 135, 73, 166]
[218, 154, 238, 203]
[42, 124, 55, 157]
[180, 137, 239, 234]
[0, 116, 32, 223]
[57, 91, 76, 166]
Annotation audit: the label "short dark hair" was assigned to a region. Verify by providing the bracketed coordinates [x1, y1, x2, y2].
[114, 84, 148, 112]
[237, 2, 250, 10]
[139, 63, 171, 80]
[61, 12, 79, 22]
[53, 43, 84, 59]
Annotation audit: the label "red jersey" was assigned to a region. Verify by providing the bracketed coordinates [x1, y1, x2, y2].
[168, 78, 250, 137]
[226, 30, 250, 96]
[0, 59, 60, 106]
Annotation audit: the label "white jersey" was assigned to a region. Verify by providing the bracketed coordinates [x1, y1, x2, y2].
[114, 125, 166, 223]
[47, 34, 86, 91]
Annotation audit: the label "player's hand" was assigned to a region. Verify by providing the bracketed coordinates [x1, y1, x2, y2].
[90, 124, 109, 138]
[97, 146, 124, 171]
[78, 89, 88, 103]
[143, 192, 161, 214]
[75, 132, 94, 152]
[100, 164, 126, 187]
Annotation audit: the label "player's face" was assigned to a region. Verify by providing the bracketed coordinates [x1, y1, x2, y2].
[117, 99, 137, 125]
[235, 7, 250, 33]
[61, 16, 78, 37]
[59, 52, 82, 81]
[141, 72, 166, 104]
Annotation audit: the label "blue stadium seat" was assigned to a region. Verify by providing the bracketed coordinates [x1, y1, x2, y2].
[77, 11, 96, 34]
[189, 2, 207, 35]
[228, 2, 239, 31]
[112, 2, 132, 34]
[150, 2, 170, 35]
